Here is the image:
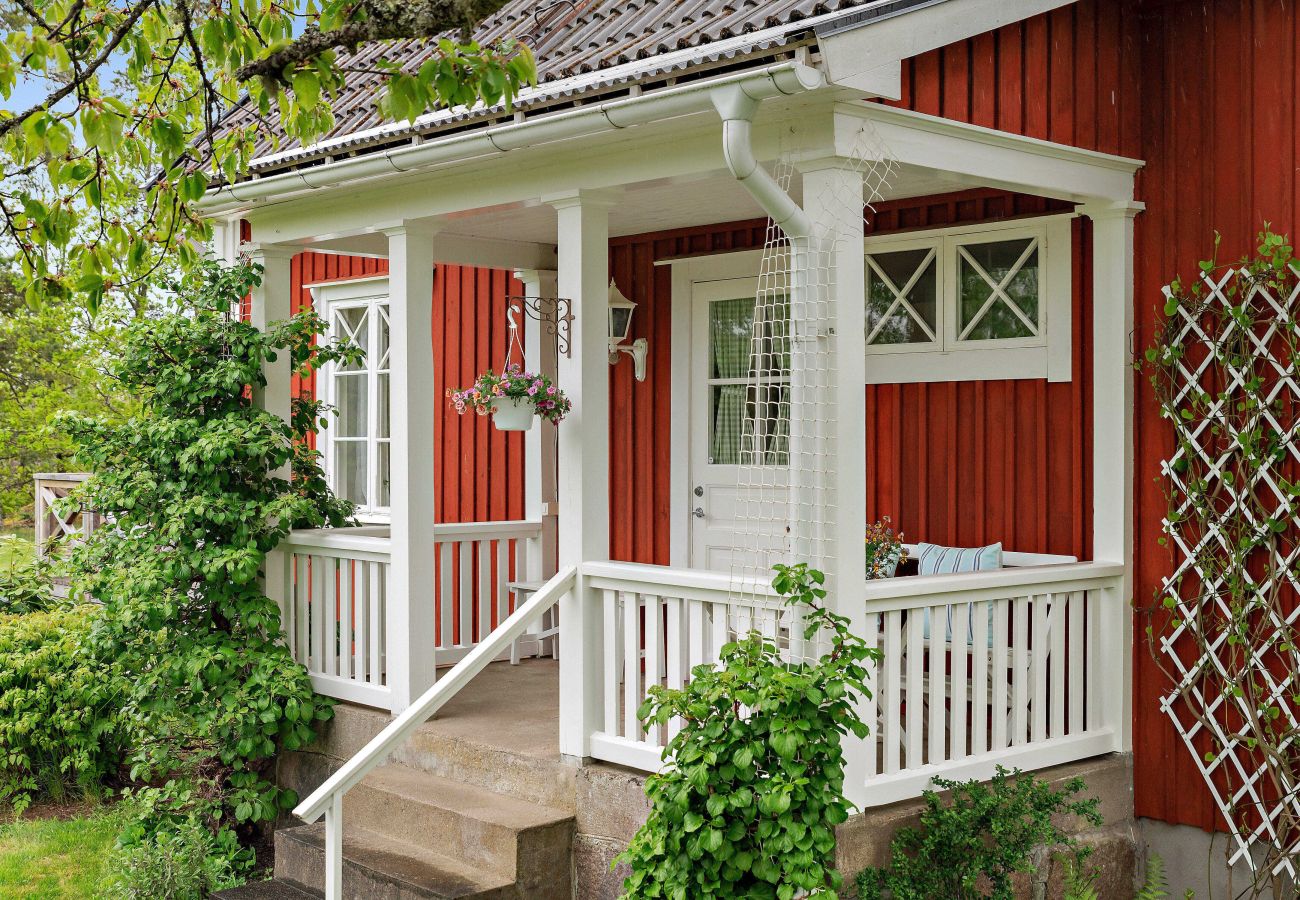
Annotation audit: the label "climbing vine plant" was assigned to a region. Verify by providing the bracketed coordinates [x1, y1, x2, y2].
[1144, 229, 1300, 892]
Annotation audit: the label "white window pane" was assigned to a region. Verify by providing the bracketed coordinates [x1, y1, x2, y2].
[377, 373, 390, 439]
[335, 442, 369, 508]
[335, 307, 369, 370]
[958, 239, 1039, 340]
[377, 304, 390, 371]
[335, 373, 369, 437]
[377, 441, 390, 509]
[866, 248, 938, 345]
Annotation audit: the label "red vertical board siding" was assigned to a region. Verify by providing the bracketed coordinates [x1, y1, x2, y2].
[898, 0, 1300, 833]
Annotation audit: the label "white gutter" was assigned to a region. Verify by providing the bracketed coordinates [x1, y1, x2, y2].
[199, 61, 826, 217]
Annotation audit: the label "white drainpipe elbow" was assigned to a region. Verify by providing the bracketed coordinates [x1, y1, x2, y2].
[711, 84, 811, 241]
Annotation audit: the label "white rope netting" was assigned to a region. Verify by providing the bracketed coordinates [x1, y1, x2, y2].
[726, 123, 898, 655]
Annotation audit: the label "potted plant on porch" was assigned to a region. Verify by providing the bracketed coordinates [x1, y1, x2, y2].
[448, 364, 571, 432]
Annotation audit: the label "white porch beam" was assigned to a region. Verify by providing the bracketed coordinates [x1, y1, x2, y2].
[550, 190, 616, 759]
[842, 103, 1143, 205]
[800, 160, 872, 807]
[385, 224, 439, 710]
[515, 268, 560, 584]
[1083, 201, 1142, 752]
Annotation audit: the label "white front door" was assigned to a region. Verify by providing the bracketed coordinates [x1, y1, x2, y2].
[688, 275, 790, 572]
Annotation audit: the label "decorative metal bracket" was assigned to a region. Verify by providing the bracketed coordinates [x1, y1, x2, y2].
[506, 295, 574, 358]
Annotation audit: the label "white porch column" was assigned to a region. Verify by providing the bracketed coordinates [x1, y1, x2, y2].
[1083, 202, 1141, 752]
[549, 191, 615, 759]
[385, 225, 438, 711]
[246, 243, 296, 621]
[800, 162, 872, 806]
[514, 269, 560, 584]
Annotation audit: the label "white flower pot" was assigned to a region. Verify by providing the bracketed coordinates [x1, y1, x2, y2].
[490, 396, 535, 432]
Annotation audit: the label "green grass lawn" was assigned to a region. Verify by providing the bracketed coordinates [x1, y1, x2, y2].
[0, 808, 118, 899]
[0, 528, 34, 568]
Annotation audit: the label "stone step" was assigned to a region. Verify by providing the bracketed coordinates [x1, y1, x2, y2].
[391, 729, 577, 813]
[289, 700, 576, 813]
[276, 822, 521, 900]
[212, 881, 320, 900]
[346, 764, 573, 885]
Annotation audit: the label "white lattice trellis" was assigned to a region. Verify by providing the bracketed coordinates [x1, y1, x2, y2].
[1155, 265, 1300, 879]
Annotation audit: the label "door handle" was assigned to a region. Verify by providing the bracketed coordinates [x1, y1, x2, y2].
[692, 507, 705, 519]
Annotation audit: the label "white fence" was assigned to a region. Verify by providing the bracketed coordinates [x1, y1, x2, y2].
[33, 473, 99, 558]
[578, 559, 1125, 804]
[280, 520, 545, 712]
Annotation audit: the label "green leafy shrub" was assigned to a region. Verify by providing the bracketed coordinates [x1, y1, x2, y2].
[0, 606, 126, 813]
[55, 258, 357, 862]
[856, 767, 1102, 900]
[104, 814, 244, 900]
[0, 554, 59, 615]
[618, 563, 881, 899]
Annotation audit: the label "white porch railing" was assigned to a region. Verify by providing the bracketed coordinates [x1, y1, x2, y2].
[578, 559, 1126, 805]
[279, 519, 545, 712]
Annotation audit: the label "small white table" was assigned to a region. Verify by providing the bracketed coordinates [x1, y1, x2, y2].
[506, 579, 560, 664]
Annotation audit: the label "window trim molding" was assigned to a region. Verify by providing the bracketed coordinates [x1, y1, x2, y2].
[310, 276, 393, 524]
[863, 214, 1075, 384]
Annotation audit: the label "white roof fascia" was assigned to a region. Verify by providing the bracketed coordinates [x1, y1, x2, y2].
[818, 0, 1079, 97]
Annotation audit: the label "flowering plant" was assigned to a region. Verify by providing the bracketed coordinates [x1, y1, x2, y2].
[448, 364, 571, 424]
[865, 516, 905, 579]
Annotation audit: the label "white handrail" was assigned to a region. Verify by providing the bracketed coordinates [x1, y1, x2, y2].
[862, 560, 1125, 607]
[295, 564, 577, 825]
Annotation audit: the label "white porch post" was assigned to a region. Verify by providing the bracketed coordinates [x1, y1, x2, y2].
[246, 243, 296, 618]
[515, 269, 560, 584]
[1083, 202, 1141, 751]
[549, 191, 614, 759]
[385, 225, 438, 711]
[800, 162, 872, 805]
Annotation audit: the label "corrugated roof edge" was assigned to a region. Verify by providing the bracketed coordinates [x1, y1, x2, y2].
[813, 0, 952, 36]
[229, 2, 897, 180]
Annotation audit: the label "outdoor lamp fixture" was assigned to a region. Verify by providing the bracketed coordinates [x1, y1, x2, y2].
[607, 278, 648, 381]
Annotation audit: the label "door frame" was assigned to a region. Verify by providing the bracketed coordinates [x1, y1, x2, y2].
[665, 248, 770, 568]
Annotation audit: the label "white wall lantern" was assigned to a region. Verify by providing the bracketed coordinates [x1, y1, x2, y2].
[607, 278, 648, 381]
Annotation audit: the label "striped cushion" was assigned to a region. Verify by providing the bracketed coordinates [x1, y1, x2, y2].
[916, 542, 1003, 645]
[916, 541, 1003, 576]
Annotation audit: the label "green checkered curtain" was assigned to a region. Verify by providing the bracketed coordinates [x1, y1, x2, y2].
[710, 298, 754, 465]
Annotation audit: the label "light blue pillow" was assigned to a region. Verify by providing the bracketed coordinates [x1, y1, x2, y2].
[916, 542, 1003, 645]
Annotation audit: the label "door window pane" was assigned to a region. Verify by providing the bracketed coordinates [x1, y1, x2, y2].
[377, 373, 390, 439]
[335, 307, 369, 370]
[957, 238, 1040, 340]
[710, 298, 755, 379]
[866, 248, 938, 345]
[376, 441, 390, 509]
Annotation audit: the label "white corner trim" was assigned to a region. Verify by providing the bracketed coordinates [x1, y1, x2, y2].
[668, 260, 694, 569]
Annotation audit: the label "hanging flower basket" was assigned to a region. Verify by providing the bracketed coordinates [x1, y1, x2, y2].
[448, 365, 572, 433]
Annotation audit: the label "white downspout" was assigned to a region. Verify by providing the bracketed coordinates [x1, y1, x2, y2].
[710, 82, 818, 568]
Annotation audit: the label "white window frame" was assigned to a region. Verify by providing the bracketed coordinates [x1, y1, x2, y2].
[863, 215, 1074, 384]
[308, 275, 392, 523]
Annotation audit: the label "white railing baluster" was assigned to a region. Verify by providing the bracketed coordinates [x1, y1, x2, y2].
[950, 601, 969, 761]
[905, 611, 924, 769]
[603, 590, 619, 735]
[971, 599, 989, 756]
[861, 610, 879, 777]
[324, 792, 343, 900]
[477, 540, 492, 644]
[370, 562, 384, 686]
[665, 596, 685, 741]
[1011, 596, 1030, 746]
[927, 603, 946, 767]
[354, 561, 369, 683]
[458, 542, 473, 649]
[1031, 593, 1048, 743]
[438, 542, 453, 654]
[644, 594, 662, 748]
[1049, 591, 1067, 739]
[624, 593, 641, 740]
[1068, 590, 1085, 734]
[338, 560, 353, 682]
[991, 600, 1009, 751]
[883, 610, 903, 775]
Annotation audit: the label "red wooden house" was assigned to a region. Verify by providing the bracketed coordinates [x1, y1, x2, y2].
[202, 1, 1299, 896]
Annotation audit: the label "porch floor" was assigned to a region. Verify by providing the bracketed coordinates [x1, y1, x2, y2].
[423, 656, 561, 760]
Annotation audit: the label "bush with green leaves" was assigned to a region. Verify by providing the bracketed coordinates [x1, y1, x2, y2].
[55, 257, 357, 861]
[0, 605, 126, 813]
[105, 811, 245, 900]
[0, 553, 59, 615]
[617, 563, 881, 899]
[856, 766, 1102, 900]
